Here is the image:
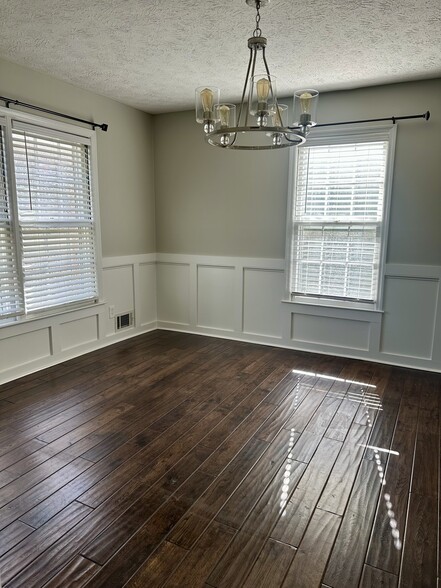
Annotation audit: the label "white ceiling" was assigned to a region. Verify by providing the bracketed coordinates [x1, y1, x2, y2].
[0, 0, 440, 114]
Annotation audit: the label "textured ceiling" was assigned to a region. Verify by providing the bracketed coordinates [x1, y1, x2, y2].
[0, 0, 440, 114]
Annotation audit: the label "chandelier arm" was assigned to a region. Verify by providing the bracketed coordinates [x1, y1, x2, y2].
[237, 47, 254, 127]
[284, 133, 306, 144]
[247, 47, 259, 126]
[262, 46, 283, 125]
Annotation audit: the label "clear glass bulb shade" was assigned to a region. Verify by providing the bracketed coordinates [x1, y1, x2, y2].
[293, 89, 319, 127]
[195, 86, 220, 124]
[249, 74, 277, 119]
[215, 103, 236, 128]
[271, 103, 288, 127]
[267, 104, 289, 145]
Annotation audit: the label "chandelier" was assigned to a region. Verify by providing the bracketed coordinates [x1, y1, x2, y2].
[195, 0, 319, 150]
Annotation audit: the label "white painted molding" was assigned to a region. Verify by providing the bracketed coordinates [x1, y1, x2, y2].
[156, 252, 284, 270]
[0, 254, 158, 385]
[156, 254, 441, 373]
[281, 300, 383, 323]
[1, 252, 440, 385]
[102, 252, 156, 268]
[0, 320, 157, 385]
[385, 263, 441, 279]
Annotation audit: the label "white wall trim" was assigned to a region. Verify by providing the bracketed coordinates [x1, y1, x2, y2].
[156, 252, 284, 270]
[102, 253, 156, 268]
[156, 253, 441, 373]
[2, 252, 440, 385]
[385, 263, 441, 279]
[0, 253, 158, 385]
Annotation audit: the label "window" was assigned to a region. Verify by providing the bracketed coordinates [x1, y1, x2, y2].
[0, 111, 100, 322]
[287, 126, 395, 308]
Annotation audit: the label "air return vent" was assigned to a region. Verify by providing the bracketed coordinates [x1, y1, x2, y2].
[116, 312, 133, 330]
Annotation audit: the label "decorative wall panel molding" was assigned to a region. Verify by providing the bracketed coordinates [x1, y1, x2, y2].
[0, 254, 157, 384]
[291, 313, 371, 351]
[156, 262, 191, 326]
[380, 275, 439, 359]
[243, 268, 285, 339]
[59, 315, 99, 352]
[156, 255, 441, 373]
[1, 254, 440, 384]
[197, 265, 235, 331]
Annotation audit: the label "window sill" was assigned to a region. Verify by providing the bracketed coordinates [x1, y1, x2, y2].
[282, 297, 383, 314]
[0, 300, 106, 331]
[281, 299, 383, 323]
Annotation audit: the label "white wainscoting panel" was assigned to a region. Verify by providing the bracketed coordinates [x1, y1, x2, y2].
[0, 328, 51, 372]
[380, 275, 439, 359]
[102, 263, 135, 336]
[1, 254, 440, 385]
[156, 255, 441, 372]
[139, 262, 157, 327]
[197, 265, 235, 331]
[0, 254, 157, 384]
[157, 262, 190, 326]
[60, 315, 99, 352]
[292, 313, 371, 351]
[243, 268, 284, 338]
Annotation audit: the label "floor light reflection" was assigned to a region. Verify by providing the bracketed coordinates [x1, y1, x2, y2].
[279, 428, 297, 515]
[360, 387, 402, 551]
[281, 369, 402, 550]
[277, 379, 300, 517]
[291, 369, 377, 389]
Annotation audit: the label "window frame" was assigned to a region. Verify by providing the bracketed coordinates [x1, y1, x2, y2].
[0, 105, 103, 325]
[285, 124, 397, 311]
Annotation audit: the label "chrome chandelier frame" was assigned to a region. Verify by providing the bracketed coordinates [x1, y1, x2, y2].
[195, 0, 430, 150]
[206, 19, 307, 150]
[197, 0, 312, 150]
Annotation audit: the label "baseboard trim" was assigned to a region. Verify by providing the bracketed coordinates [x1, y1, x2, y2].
[157, 324, 441, 374]
[0, 321, 158, 386]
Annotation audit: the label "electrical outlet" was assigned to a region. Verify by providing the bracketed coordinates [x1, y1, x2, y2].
[108, 305, 115, 319]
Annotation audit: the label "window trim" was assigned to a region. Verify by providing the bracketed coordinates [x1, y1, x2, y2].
[0, 105, 103, 326]
[284, 123, 397, 311]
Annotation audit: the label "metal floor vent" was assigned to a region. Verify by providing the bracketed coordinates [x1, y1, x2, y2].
[116, 312, 133, 330]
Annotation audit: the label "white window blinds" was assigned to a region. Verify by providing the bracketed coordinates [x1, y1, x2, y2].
[290, 139, 389, 302]
[0, 124, 23, 318]
[12, 123, 98, 313]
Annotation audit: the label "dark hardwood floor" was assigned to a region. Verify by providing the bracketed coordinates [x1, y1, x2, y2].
[0, 330, 438, 587]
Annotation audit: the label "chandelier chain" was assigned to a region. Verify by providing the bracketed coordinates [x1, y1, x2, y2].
[253, 1, 262, 37]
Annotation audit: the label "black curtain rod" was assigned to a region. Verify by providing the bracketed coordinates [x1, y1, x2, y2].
[0, 96, 429, 134]
[313, 111, 430, 129]
[0, 95, 108, 132]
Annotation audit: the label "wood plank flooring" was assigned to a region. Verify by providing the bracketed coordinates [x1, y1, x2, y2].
[0, 331, 439, 587]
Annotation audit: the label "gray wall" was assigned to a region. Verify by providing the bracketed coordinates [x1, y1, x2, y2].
[154, 79, 441, 264]
[0, 57, 156, 257]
